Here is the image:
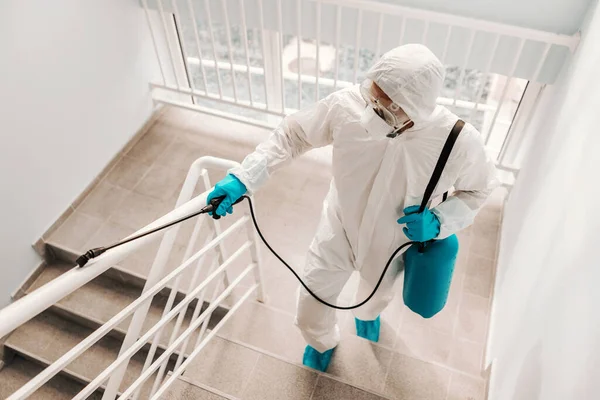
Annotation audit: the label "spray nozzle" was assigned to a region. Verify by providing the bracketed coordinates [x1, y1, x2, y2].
[206, 195, 245, 220]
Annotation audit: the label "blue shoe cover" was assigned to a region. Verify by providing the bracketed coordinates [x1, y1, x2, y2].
[302, 345, 335, 372]
[355, 316, 381, 343]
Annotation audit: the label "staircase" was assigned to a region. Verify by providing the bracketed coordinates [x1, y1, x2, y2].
[0, 107, 503, 399]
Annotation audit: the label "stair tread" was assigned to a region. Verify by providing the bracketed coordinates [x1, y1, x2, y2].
[180, 335, 394, 400]
[4, 311, 160, 397]
[28, 262, 225, 348]
[0, 355, 102, 400]
[164, 376, 239, 400]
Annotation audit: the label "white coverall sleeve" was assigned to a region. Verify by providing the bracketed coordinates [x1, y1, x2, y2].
[432, 134, 500, 239]
[228, 96, 336, 194]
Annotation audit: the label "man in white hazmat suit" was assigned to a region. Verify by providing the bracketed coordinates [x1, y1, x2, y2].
[208, 44, 499, 372]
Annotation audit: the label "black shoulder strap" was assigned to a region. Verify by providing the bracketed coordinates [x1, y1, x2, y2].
[419, 120, 465, 213]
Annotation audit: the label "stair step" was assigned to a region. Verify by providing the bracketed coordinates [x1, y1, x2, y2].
[0, 355, 102, 400]
[27, 262, 227, 350]
[4, 311, 171, 398]
[163, 374, 239, 400]
[43, 242, 229, 306]
[178, 335, 394, 400]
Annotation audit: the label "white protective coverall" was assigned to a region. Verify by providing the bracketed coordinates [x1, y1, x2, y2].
[230, 44, 499, 352]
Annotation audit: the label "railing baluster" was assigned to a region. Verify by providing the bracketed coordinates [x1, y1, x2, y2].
[297, 0, 302, 108]
[172, 0, 196, 93]
[353, 10, 363, 84]
[142, 0, 166, 85]
[441, 25, 453, 64]
[375, 13, 384, 58]
[221, 0, 238, 102]
[333, 5, 342, 90]
[277, 0, 286, 112]
[471, 33, 501, 121]
[186, 0, 209, 94]
[204, 0, 224, 99]
[398, 16, 406, 45]
[497, 43, 550, 163]
[147, 231, 216, 398]
[257, 0, 270, 110]
[157, 0, 180, 89]
[316, 1, 322, 99]
[239, 0, 254, 105]
[485, 38, 526, 145]
[452, 29, 476, 109]
[421, 20, 430, 44]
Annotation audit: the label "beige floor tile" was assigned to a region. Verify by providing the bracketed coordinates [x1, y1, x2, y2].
[242, 355, 318, 400]
[472, 219, 500, 243]
[395, 321, 453, 365]
[311, 376, 389, 400]
[127, 124, 177, 164]
[181, 129, 254, 163]
[118, 241, 160, 277]
[0, 356, 102, 400]
[384, 353, 451, 400]
[106, 156, 151, 189]
[456, 293, 489, 344]
[84, 219, 134, 251]
[327, 334, 394, 393]
[49, 211, 103, 252]
[156, 138, 209, 172]
[77, 181, 129, 220]
[163, 379, 231, 400]
[111, 191, 171, 231]
[134, 164, 187, 201]
[263, 270, 301, 314]
[447, 371, 486, 400]
[474, 207, 501, 225]
[161, 106, 196, 126]
[464, 254, 495, 298]
[217, 301, 305, 363]
[182, 336, 259, 397]
[447, 338, 484, 377]
[470, 232, 498, 261]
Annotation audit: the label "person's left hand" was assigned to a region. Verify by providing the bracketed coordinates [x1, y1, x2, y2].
[397, 205, 440, 242]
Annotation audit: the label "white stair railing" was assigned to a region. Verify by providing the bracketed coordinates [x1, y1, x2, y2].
[141, 0, 580, 190]
[0, 156, 266, 400]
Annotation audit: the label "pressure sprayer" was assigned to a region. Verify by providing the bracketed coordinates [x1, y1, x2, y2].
[75, 120, 464, 315]
[75, 194, 414, 311]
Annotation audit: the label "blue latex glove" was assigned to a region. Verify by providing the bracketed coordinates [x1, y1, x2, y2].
[397, 205, 440, 242]
[207, 174, 247, 217]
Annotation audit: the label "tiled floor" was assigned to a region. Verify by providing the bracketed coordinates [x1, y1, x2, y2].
[46, 106, 505, 400]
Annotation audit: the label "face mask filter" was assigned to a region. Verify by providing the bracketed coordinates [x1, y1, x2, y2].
[360, 106, 394, 138]
[360, 106, 413, 139]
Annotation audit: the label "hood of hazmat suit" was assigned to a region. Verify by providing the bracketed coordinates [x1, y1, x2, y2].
[230, 44, 499, 352]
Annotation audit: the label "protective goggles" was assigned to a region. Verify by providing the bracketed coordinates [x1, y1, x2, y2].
[359, 80, 405, 128]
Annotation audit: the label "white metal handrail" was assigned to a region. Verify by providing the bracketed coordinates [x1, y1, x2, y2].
[0, 156, 266, 400]
[0, 194, 206, 340]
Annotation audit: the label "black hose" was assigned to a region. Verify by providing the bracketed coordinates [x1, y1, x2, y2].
[241, 196, 416, 310]
[77, 194, 416, 311]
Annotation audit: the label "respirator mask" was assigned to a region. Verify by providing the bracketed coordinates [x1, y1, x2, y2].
[359, 80, 413, 138]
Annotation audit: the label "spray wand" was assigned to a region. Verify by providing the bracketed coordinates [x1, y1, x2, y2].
[75, 196, 413, 310]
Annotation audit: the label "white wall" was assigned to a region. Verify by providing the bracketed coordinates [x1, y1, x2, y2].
[0, 0, 158, 308]
[488, 0, 600, 398]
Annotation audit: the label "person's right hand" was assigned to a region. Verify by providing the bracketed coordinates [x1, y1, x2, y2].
[207, 174, 248, 217]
